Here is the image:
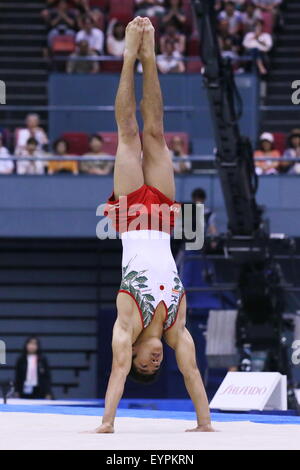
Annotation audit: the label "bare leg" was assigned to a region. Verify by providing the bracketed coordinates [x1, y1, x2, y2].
[113, 17, 144, 199]
[139, 18, 175, 201]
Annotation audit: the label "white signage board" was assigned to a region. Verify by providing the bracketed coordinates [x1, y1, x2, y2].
[210, 372, 287, 411]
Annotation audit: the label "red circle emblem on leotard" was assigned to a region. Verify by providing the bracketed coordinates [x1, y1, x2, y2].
[160, 285, 164, 290]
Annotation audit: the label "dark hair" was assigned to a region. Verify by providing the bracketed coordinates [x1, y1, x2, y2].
[192, 187, 206, 202]
[83, 15, 93, 24]
[164, 39, 175, 49]
[26, 137, 38, 146]
[255, 19, 264, 27]
[288, 129, 300, 148]
[164, 0, 183, 9]
[53, 138, 69, 152]
[89, 134, 103, 143]
[259, 140, 273, 151]
[128, 355, 161, 384]
[22, 336, 42, 357]
[113, 21, 125, 38]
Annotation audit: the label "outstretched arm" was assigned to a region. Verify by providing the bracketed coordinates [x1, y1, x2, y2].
[95, 318, 133, 433]
[167, 326, 214, 431]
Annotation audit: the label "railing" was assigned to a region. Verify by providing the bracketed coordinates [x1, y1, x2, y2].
[1, 155, 300, 163]
[260, 106, 300, 111]
[51, 54, 252, 64]
[0, 105, 195, 112]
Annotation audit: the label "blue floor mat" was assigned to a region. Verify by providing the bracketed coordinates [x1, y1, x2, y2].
[1, 404, 300, 425]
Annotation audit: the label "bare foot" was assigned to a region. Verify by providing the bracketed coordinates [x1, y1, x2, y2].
[81, 423, 114, 434]
[185, 424, 217, 432]
[139, 17, 156, 62]
[124, 16, 144, 60]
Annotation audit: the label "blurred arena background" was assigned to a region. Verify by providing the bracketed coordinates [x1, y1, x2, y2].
[0, 0, 300, 409]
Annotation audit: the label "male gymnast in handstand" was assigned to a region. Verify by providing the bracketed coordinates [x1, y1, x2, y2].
[94, 16, 214, 433]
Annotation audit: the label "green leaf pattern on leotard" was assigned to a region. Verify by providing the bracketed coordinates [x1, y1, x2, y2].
[163, 272, 185, 331]
[120, 257, 154, 327]
[120, 259, 185, 330]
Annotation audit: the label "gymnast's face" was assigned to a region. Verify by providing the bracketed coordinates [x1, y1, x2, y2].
[132, 338, 163, 374]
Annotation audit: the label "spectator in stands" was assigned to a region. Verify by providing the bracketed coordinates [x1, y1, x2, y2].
[15, 114, 49, 156]
[160, 21, 186, 54]
[76, 15, 104, 55]
[67, 39, 99, 73]
[162, 0, 187, 31]
[0, 132, 14, 175]
[47, 0, 77, 49]
[283, 129, 300, 175]
[135, 0, 165, 18]
[253, 0, 283, 27]
[48, 138, 79, 174]
[231, 0, 247, 9]
[253, 0, 282, 13]
[218, 1, 243, 38]
[15, 336, 52, 400]
[17, 138, 47, 175]
[70, 0, 92, 29]
[191, 188, 218, 249]
[254, 132, 281, 175]
[214, 0, 224, 13]
[221, 35, 240, 61]
[156, 40, 185, 74]
[106, 19, 126, 57]
[241, 2, 263, 33]
[243, 19, 272, 75]
[170, 135, 191, 173]
[80, 134, 114, 175]
[88, 7, 105, 31]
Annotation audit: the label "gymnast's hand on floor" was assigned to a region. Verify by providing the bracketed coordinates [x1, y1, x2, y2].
[185, 423, 217, 432]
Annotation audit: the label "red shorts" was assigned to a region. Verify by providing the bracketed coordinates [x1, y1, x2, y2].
[104, 184, 181, 234]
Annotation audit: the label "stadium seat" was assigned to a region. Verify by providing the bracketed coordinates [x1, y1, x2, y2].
[182, 0, 194, 34]
[273, 132, 287, 156]
[262, 12, 274, 34]
[97, 132, 189, 156]
[108, 0, 134, 24]
[186, 58, 202, 74]
[165, 132, 189, 154]
[101, 59, 123, 73]
[187, 35, 201, 56]
[51, 35, 76, 53]
[148, 16, 160, 46]
[99, 132, 118, 155]
[62, 132, 89, 155]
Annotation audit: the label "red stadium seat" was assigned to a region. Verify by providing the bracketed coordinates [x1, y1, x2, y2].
[101, 59, 123, 73]
[182, 0, 194, 34]
[148, 16, 160, 46]
[51, 35, 76, 53]
[165, 132, 189, 154]
[97, 132, 189, 156]
[99, 132, 118, 155]
[262, 12, 274, 34]
[186, 58, 202, 73]
[108, 0, 134, 23]
[187, 35, 201, 56]
[273, 132, 287, 156]
[62, 132, 89, 155]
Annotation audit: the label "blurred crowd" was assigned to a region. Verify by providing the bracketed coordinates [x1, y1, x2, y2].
[0, 113, 300, 176]
[40, 0, 283, 76]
